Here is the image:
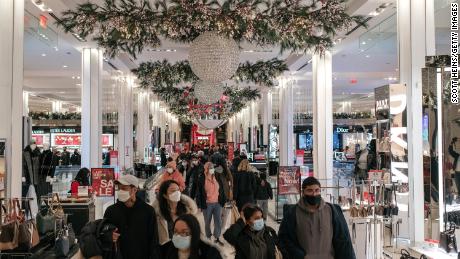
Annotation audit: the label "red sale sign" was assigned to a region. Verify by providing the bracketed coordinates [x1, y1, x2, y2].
[91, 168, 115, 197]
[278, 166, 301, 195]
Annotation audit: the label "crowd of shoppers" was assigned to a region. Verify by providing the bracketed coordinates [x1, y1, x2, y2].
[87, 144, 355, 259]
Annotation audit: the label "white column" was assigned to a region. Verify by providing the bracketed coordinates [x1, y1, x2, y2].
[23, 92, 29, 116]
[81, 48, 103, 168]
[279, 79, 294, 166]
[0, 0, 23, 198]
[261, 89, 273, 146]
[312, 52, 333, 189]
[118, 75, 134, 170]
[397, 0, 435, 243]
[136, 90, 150, 159]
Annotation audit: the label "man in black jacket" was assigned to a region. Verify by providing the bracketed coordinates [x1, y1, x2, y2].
[104, 174, 160, 258]
[188, 154, 204, 198]
[278, 177, 355, 259]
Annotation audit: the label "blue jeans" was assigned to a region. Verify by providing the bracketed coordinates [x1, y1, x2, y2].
[204, 202, 222, 239]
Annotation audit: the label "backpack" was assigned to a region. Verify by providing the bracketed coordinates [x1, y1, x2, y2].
[79, 219, 117, 258]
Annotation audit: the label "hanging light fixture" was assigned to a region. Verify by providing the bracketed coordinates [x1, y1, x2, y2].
[188, 31, 240, 83]
[194, 81, 225, 104]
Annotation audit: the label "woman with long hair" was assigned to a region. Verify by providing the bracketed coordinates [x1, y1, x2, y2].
[234, 159, 257, 211]
[163, 214, 224, 259]
[224, 204, 279, 259]
[70, 167, 90, 195]
[153, 180, 199, 254]
[195, 162, 227, 245]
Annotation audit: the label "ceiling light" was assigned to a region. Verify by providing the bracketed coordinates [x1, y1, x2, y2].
[77, 76, 80, 79]
[362, 41, 366, 45]
[41, 53, 46, 57]
[71, 76, 75, 79]
[59, 92, 65, 94]
[31, 0, 53, 12]
[76, 83, 81, 86]
[365, 55, 370, 58]
[62, 65, 68, 68]
[54, 47, 59, 51]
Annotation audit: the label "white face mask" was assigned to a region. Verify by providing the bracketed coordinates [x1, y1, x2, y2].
[172, 234, 191, 250]
[182, 161, 187, 167]
[30, 144, 37, 150]
[167, 168, 174, 174]
[117, 190, 131, 202]
[192, 160, 199, 165]
[168, 191, 181, 202]
[209, 168, 215, 175]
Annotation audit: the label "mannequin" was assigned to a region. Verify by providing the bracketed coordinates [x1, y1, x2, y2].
[23, 139, 42, 196]
[354, 140, 377, 183]
[40, 143, 54, 195]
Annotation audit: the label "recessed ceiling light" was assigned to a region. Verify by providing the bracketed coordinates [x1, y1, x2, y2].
[76, 83, 81, 86]
[365, 55, 370, 58]
[360, 49, 365, 52]
[362, 41, 366, 45]
[71, 76, 75, 79]
[41, 53, 46, 57]
[59, 92, 65, 94]
[62, 65, 68, 68]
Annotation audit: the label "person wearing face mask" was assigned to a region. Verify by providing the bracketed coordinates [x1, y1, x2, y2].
[152, 180, 198, 255]
[104, 174, 160, 259]
[195, 162, 227, 245]
[278, 177, 355, 259]
[188, 154, 204, 199]
[233, 159, 257, 211]
[161, 161, 186, 192]
[223, 204, 279, 259]
[163, 214, 224, 259]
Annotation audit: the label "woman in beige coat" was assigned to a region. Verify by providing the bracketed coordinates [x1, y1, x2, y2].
[152, 179, 199, 255]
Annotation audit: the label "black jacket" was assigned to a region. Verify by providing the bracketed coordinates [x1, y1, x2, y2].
[70, 152, 81, 165]
[162, 239, 223, 259]
[210, 152, 226, 168]
[104, 199, 160, 259]
[161, 152, 167, 167]
[40, 149, 54, 177]
[224, 218, 279, 259]
[231, 157, 242, 173]
[233, 171, 257, 199]
[23, 146, 41, 185]
[254, 179, 273, 200]
[195, 174, 227, 209]
[278, 203, 355, 259]
[449, 144, 459, 171]
[188, 163, 204, 199]
[61, 151, 71, 165]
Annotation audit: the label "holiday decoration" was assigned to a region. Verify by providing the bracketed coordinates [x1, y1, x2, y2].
[194, 81, 225, 104]
[59, 0, 366, 58]
[193, 118, 226, 130]
[189, 31, 240, 82]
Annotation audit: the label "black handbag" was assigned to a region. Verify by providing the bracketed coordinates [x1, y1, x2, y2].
[440, 224, 457, 253]
[400, 249, 417, 259]
[54, 229, 70, 257]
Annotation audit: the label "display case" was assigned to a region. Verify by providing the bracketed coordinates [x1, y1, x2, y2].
[51, 166, 81, 196]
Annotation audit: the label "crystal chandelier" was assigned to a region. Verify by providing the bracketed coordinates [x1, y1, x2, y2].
[189, 31, 240, 83]
[194, 81, 225, 104]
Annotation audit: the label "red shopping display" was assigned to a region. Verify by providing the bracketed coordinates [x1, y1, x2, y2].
[278, 166, 301, 195]
[91, 168, 115, 197]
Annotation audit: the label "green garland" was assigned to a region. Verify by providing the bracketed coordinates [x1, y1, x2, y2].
[59, 0, 365, 58]
[133, 58, 287, 88]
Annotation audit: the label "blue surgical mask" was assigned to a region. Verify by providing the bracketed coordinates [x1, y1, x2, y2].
[172, 234, 191, 250]
[252, 218, 264, 231]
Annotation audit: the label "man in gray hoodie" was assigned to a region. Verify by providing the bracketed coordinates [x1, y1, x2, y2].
[278, 177, 355, 259]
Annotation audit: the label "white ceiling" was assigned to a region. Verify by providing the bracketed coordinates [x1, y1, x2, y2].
[24, 0, 452, 114]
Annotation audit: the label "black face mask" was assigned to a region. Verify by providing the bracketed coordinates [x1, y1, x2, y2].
[303, 195, 322, 206]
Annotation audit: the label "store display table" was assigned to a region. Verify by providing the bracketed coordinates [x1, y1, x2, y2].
[59, 200, 95, 236]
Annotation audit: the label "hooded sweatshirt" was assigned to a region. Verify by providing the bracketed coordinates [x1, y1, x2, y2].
[295, 198, 334, 259]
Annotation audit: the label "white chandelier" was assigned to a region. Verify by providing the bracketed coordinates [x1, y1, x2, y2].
[194, 81, 225, 104]
[193, 119, 226, 130]
[188, 31, 240, 83]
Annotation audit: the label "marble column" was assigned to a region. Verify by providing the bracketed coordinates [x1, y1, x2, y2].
[261, 89, 273, 146]
[117, 75, 134, 170]
[136, 90, 150, 160]
[81, 48, 103, 168]
[312, 52, 333, 190]
[397, 0, 435, 243]
[23, 92, 29, 116]
[0, 0, 24, 198]
[279, 78, 294, 166]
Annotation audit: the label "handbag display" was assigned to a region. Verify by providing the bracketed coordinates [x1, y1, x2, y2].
[51, 193, 65, 219]
[0, 204, 19, 251]
[36, 206, 56, 234]
[375, 185, 385, 216]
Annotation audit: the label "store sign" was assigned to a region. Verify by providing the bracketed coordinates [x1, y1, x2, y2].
[32, 130, 45, 134]
[389, 84, 409, 183]
[110, 150, 119, 166]
[91, 168, 115, 197]
[375, 99, 389, 111]
[278, 166, 301, 195]
[336, 127, 349, 133]
[50, 128, 77, 133]
[53, 134, 81, 146]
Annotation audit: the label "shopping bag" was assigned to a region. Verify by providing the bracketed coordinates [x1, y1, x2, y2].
[230, 203, 240, 224]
